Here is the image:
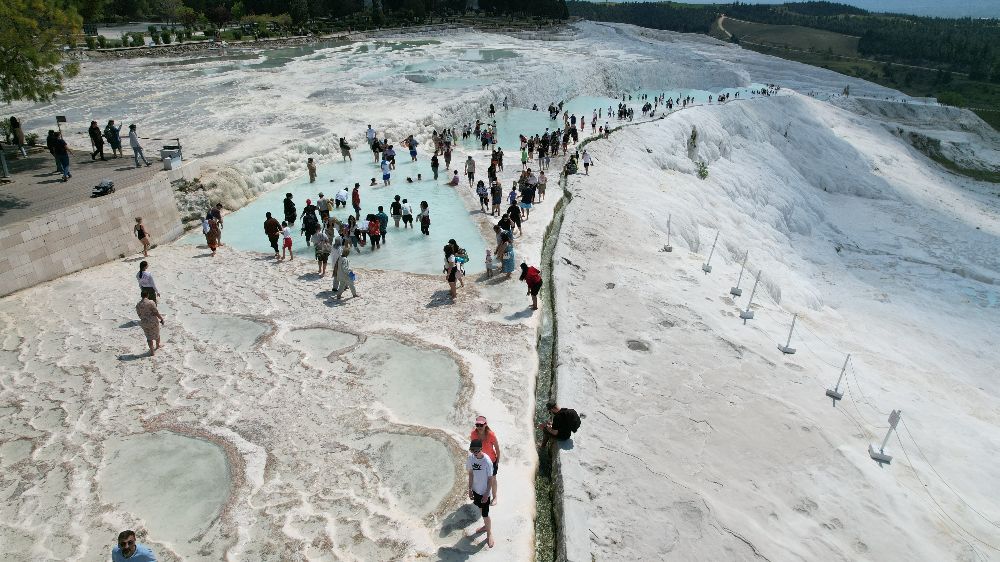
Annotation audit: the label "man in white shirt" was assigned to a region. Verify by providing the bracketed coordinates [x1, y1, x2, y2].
[128, 124, 151, 168]
[366, 125, 375, 144]
[467, 439, 497, 548]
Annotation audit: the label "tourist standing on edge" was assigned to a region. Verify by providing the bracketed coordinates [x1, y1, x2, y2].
[538, 401, 580, 447]
[205, 212, 221, 256]
[112, 530, 157, 561]
[582, 150, 592, 174]
[520, 263, 543, 310]
[88, 120, 107, 161]
[444, 245, 459, 300]
[137, 260, 160, 301]
[352, 183, 362, 219]
[264, 212, 281, 259]
[134, 217, 151, 257]
[210, 203, 225, 246]
[467, 439, 497, 549]
[135, 293, 164, 357]
[104, 120, 123, 157]
[128, 124, 151, 168]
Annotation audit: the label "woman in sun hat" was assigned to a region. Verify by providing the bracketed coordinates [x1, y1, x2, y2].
[470, 415, 501, 476]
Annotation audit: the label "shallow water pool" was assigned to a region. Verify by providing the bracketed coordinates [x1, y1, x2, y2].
[182, 156, 488, 274]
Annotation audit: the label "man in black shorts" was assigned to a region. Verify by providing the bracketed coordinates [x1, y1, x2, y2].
[467, 439, 497, 548]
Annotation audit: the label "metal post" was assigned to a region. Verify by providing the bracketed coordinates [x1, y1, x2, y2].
[825, 354, 850, 402]
[869, 410, 901, 465]
[730, 250, 748, 297]
[702, 231, 718, 273]
[739, 271, 760, 323]
[778, 314, 797, 354]
[664, 214, 673, 252]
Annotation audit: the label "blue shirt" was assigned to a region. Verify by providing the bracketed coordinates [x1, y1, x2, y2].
[112, 543, 157, 561]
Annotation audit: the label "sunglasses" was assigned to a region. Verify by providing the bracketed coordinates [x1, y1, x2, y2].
[470, 448, 482, 453]
[475, 423, 484, 427]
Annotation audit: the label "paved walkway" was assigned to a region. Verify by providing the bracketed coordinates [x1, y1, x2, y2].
[0, 144, 162, 225]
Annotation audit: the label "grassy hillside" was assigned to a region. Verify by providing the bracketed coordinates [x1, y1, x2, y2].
[721, 17, 859, 57]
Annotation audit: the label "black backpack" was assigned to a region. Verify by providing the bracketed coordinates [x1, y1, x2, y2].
[563, 408, 582, 433]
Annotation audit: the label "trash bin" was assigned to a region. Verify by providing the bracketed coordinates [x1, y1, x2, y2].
[160, 147, 181, 171]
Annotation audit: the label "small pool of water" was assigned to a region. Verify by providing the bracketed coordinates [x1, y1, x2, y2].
[351, 335, 463, 428]
[357, 432, 455, 518]
[98, 431, 231, 558]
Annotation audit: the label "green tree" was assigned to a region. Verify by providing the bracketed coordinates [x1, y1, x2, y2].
[0, 0, 82, 104]
[157, 0, 183, 25]
[231, 0, 245, 20]
[288, 0, 309, 24]
[936, 91, 966, 107]
[177, 5, 199, 27]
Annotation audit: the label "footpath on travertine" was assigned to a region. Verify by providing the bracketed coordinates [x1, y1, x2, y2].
[0, 145, 160, 225]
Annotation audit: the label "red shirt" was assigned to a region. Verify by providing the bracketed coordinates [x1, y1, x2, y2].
[469, 428, 500, 463]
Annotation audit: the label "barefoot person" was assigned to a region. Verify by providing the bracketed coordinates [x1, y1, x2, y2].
[133, 217, 151, 257]
[135, 294, 164, 357]
[281, 221, 294, 261]
[519, 262, 543, 310]
[467, 439, 497, 548]
[112, 530, 157, 561]
[136, 261, 160, 302]
[470, 416, 501, 477]
[264, 212, 281, 259]
[332, 247, 359, 299]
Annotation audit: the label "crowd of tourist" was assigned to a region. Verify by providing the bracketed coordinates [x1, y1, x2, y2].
[115, 87, 776, 553]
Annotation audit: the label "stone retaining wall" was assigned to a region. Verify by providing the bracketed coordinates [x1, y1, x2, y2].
[0, 162, 198, 297]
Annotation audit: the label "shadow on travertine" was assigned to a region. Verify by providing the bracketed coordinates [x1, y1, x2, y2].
[437, 504, 488, 561]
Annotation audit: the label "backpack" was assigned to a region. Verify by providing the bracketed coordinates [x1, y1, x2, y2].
[563, 408, 582, 433]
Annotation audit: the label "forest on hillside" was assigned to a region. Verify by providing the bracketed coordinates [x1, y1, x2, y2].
[78, 0, 567, 27]
[566, 1, 1000, 80]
